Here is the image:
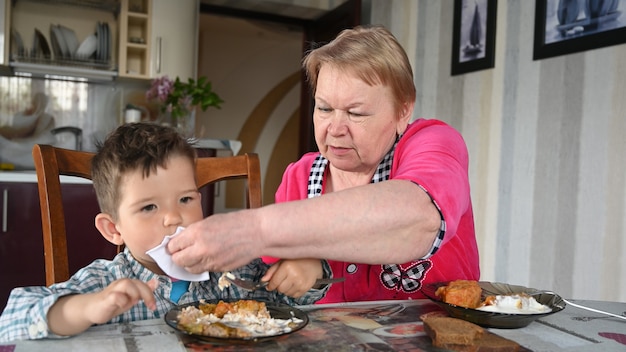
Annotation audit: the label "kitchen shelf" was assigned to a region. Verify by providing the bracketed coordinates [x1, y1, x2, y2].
[12, 55, 114, 71]
[11, 0, 120, 14]
[127, 13, 148, 44]
[9, 0, 119, 80]
[11, 61, 117, 81]
[7, 0, 195, 82]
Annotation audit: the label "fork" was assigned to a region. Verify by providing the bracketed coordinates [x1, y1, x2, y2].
[225, 276, 345, 291]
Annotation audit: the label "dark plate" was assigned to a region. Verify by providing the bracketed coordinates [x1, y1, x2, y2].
[96, 22, 102, 61]
[35, 28, 51, 59]
[422, 281, 566, 328]
[49, 26, 62, 59]
[165, 300, 309, 343]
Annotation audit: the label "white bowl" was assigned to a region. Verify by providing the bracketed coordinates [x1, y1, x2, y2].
[75, 34, 97, 59]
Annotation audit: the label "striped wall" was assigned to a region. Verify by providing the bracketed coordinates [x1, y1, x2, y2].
[372, 0, 626, 302]
[198, 1, 625, 302]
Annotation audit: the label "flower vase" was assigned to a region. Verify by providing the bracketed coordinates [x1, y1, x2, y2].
[159, 110, 196, 138]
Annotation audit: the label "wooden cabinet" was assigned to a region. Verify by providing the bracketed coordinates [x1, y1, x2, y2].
[150, 0, 198, 81]
[119, 0, 197, 81]
[0, 181, 118, 311]
[118, 0, 151, 78]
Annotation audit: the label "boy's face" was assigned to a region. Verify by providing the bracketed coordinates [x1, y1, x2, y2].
[113, 155, 203, 273]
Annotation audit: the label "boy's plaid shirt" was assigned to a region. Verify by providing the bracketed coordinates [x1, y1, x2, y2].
[0, 249, 330, 342]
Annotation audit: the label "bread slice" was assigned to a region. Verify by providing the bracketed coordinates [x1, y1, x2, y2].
[422, 316, 521, 352]
[472, 332, 521, 352]
[422, 316, 484, 346]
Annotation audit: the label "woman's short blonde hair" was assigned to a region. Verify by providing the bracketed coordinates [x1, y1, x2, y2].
[302, 25, 416, 114]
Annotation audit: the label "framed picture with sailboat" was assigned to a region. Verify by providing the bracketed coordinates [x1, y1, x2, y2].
[533, 0, 626, 60]
[451, 0, 498, 76]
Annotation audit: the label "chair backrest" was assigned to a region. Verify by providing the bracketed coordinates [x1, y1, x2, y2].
[32, 144, 262, 286]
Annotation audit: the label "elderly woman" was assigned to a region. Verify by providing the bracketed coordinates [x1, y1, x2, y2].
[169, 25, 479, 303]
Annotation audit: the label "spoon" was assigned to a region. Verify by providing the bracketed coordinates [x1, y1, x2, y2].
[529, 291, 626, 321]
[226, 276, 345, 291]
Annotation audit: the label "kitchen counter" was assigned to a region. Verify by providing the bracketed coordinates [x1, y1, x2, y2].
[0, 170, 91, 184]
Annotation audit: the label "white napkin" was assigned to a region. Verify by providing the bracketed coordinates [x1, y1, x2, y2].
[146, 227, 210, 281]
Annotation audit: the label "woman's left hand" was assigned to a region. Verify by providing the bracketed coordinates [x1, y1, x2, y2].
[262, 259, 324, 298]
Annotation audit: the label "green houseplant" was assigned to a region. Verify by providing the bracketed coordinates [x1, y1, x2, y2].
[146, 75, 224, 135]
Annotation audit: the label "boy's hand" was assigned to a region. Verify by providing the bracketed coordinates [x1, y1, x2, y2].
[48, 278, 158, 336]
[87, 278, 159, 324]
[262, 259, 323, 298]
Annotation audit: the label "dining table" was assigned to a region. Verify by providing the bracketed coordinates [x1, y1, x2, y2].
[1, 298, 624, 351]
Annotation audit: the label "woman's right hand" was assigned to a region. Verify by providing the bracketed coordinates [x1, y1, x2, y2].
[168, 210, 262, 273]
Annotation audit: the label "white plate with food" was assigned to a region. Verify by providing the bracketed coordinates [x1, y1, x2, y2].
[165, 299, 309, 343]
[422, 281, 565, 328]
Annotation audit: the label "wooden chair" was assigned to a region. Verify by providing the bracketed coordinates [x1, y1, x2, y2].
[32, 144, 262, 286]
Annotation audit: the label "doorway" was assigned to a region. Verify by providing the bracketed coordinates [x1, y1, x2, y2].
[197, 0, 361, 209]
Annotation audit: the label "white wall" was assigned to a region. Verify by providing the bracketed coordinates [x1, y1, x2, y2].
[372, 0, 626, 302]
[197, 14, 302, 212]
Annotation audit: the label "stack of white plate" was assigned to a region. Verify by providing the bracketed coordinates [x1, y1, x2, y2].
[21, 22, 111, 64]
[95, 22, 110, 63]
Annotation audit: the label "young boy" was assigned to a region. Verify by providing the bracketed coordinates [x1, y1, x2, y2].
[0, 123, 329, 342]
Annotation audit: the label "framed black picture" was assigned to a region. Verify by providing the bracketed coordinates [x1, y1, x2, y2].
[533, 0, 626, 60]
[451, 0, 498, 76]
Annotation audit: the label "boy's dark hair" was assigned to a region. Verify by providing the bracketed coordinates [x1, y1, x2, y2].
[91, 122, 196, 217]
